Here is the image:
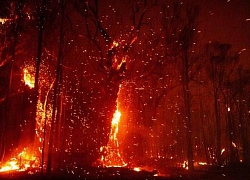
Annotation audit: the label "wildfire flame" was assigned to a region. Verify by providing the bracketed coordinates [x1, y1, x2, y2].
[99, 85, 126, 167]
[23, 68, 35, 88]
[0, 158, 19, 172]
[112, 41, 119, 48]
[98, 40, 127, 167]
[0, 18, 13, 25]
[0, 66, 52, 173]
[0, 148, 38, 172]
[133, 167, 141, 172]
[110, 109, 121, 142]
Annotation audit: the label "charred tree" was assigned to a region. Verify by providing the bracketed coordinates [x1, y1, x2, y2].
[72, 0, 159, 162]
[179, 5, 199, 171]
[222, 76, 239, 164]
[235, 69, 250, 165]
[206, 41, 239, 166]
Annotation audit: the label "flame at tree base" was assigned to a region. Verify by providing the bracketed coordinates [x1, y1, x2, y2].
[98, 86, 127, 167]
[100, 145, 127, 167]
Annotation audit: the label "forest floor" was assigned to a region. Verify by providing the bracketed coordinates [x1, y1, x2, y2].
[0, 164, 249, 180]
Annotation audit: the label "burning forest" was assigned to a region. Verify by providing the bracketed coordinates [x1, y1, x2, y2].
[0, 0, 250, 179]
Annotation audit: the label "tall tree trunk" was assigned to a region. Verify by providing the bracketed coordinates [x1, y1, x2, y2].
[226, 105, 238, 164]
[47, 0, 65, 173]
[225, 89, 238, 164]
[247, 101, 250, 165]
[211, 60, 222, 166]
[32, 0, 47, 146]
[200, 100, 210, 164]
[238, 72, 250, 165]
[214, 88, 222, 165]
[182, 52, 194, 171]
[238, 93, 249, 165]
[41, 80, 54, 174]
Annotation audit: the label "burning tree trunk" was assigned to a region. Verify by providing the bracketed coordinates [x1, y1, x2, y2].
[99, 85, 127, 167]
[73, 0, 158, 166]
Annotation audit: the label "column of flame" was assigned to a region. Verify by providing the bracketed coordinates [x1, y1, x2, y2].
[100, 85, 126, 167]
[99, 40, 127, 167]
[23, 68, 35, 88]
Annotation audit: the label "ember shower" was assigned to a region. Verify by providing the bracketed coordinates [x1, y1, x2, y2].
[1, 0, 250, 173]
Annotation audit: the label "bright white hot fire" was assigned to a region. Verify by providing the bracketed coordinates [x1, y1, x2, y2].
[110, 109, 121, 142]
[23, 68, 35, 88]
[0, 148, 38, 172]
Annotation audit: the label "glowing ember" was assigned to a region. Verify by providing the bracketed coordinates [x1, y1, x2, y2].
[182, 161, 188, 170]
[0, 18, 12, 24]
[133, 167, 141, 172]
[198, 162, 207, 166]
[221, 148, 226, 155]
[23, 68, 35, 88]
[111, 41, 119, 48]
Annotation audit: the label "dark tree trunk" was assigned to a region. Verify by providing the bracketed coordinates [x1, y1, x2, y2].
[211, 59, 222, 166]
[32, 0, 47, 146]
[47, 0, 65, 173]
[224, 89, 238, 164]
[214, 88, 222, 166]
[200, 100, 210, 164]
[182, 52, 194, 171]
[238, 92, 249, 165]
[227, 106, 238, 164]
[0, 0, 24, 161]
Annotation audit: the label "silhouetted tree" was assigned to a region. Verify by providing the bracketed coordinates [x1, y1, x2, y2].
[178, 4, 199, 171]
[206, 41, 239, 165]
[0, 0, 24, 162]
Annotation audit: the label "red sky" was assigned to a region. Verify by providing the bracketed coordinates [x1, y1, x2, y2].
[198, 0, 250, 68]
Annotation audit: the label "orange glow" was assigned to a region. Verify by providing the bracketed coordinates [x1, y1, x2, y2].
[109, 40, 127, 71]
[117, 57, 127, 70]
[23, 68, 35, 88]
[112, 41, 119, 48]
[221, 148, 226, 155]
